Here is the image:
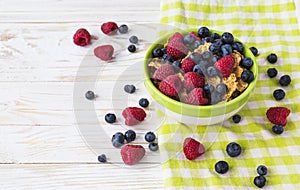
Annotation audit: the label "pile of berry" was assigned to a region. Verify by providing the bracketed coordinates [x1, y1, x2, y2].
[148, 27, 255, 105]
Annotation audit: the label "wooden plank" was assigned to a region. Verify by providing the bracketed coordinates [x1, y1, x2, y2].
[0, 164, 164, 189]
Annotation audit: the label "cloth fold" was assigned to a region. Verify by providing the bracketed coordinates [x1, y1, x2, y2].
[158, 0, 300, 189]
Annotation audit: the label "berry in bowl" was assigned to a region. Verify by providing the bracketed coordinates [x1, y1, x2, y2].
[144, 27, 258, 125]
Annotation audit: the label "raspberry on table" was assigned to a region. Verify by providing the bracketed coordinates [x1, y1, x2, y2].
[121, 144, 145, 165]
[101, 22, 118, 35]
[73, 28, 91, 46]
[94, 45, 114, 61]
[183, 137, 205, 160]
[122, 107, 146, 126]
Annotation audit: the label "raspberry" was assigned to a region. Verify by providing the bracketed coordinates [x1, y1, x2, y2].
[167, 41, 187, 60]
[168, 32, 184, 43]
[189, 31, 202, 41]
[153, 64, 175, 81]
[121, 144, 145, 165]
[181, 58, 196, 73]
[94, 45, 114, 61]
[101, 22, 118, 35]
[214, 55, 235, 77]
[183, 72, 205, 91]
[73, 28, 91, 46]
[122, 107, 146, 126]
[266, 107, 291, 126]
[183, 137, 205, 160]
[158, 75, 182, 97]
[184, 88, 208, 105]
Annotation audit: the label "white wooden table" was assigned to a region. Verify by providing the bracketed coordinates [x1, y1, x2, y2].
[0, 0, 164, 189]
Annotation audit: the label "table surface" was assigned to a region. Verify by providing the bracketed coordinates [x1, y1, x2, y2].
[1, 1, 300, 189]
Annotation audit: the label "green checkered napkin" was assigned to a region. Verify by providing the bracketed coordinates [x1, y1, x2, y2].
[158, 0, 300, 189]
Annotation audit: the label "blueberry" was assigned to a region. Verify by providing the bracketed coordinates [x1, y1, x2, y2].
[211, 56, 218, 63]
[210, 92, 222, 104]
[216, 83, 228, 95]
[152, 48, 163, 57]
[279, 75, 291, 86]
[215, 160, 229, 174]
[128, 44, 136, 53]
[209, 43, 221, 54]
[199, 60, 209, 67]
[189, 52, 202, 62]
[232, 114, 241, 123]
[172, 61, 181, 68]
[241, 57, 253, 69]
[272, 124, 284, 134]
[232, 42, 244, 53]
[267, 68, 278, 78]
[241, 70, 254, 83]
[203, 84, 215, 95]
[198, 27, 210, 38]
[183, 34, 195, 45]
[257, 165, 268, 176]
[161, 48, 167, 54]
[124, 129, 136, 143]
[111, 132, 125, 148]
[204, 37, 212, 43]
[124, 84, 136, 94]
[250, 46, 258, 56]
[210, 33, 220, 41]
[98, 154, 107, 163]
[267, 53, 277, 63]
[149, 142, 159, 151]
[129, 35, 138, 44]
[221, 44, 233, 56]
[85, 91, 95, 100]
[192, 40, 202, 49]
[202, 51, 212, 60]
[139, 98, 149, 108]
[254, 175, 266, 188]
[226, 142, 242, 157]
[105, 113, 116, 123]
[273, 89, 285, 100]
[118, 24, 128, 34]
[206, 66, 218, 77]
[162, 54, 173, 64]
[192, 64, 204, 76]
[221, 32, 234, 44]
[145, 131, 156, 142]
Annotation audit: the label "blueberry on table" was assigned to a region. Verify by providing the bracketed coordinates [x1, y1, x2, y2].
[267, 68, 278, 78]
[279, 75, 291, 86]
[232, 114, 241, 123]
[129, 35, 138, 44]
[124, 130, 136, 143]
[152, 48, 163, 57]
[148, 142, 159, 151]
[273, 89, 285, 100]
[272, 124, 284, 134]
[241, 57, 253, 69]
[257, 165, 268, 176]
[267, 53, 277, 63]
[124, 84, 136, 94]
[105, 113, 116, 123]
[221, 32, 234, 44]
[226, 142, 242, 157]
[85, 91, 95, 100]
[111, 132, 125, 148]
[118, 24, 128, 34]
[215, 160, 229, 174]
[128, 44, 136, 53]
[254, 175, 266, 188]
[139, 98, 149, 108]
[98, 154, 107, 163]
[145, 131, 156, 142]
[249, 46, 258, 56]
[198, 26, 210, 38]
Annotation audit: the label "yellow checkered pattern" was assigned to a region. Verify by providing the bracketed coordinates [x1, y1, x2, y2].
[158, 0, 300, 189]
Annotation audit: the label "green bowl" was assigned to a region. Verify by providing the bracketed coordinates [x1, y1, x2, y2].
[144, 29, 258, 125]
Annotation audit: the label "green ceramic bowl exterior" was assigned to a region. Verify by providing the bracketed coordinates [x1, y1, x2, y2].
[144, 29, 258, 118]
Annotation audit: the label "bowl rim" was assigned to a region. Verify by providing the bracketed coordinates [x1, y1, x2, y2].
[144, 28, 258, 117]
